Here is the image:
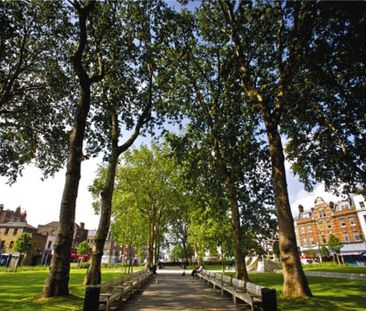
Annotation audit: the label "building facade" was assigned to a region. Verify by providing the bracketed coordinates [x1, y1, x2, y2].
[295, 196, 366, 264]
[87, 230, 124, 263]
[37, 221, 88, 249]
[0, 204, 27, 224]
[0, 222, 47, 266]
[353, 195, 366, 239]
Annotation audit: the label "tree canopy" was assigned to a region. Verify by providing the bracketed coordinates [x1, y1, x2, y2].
[1, 0, 364, 300]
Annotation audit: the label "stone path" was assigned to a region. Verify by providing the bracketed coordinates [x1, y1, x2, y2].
[119, 268, 248, 311]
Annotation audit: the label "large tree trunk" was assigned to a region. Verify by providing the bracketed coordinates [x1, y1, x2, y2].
[84, 150, 118, 285]
[265, 120, 312, 297]
[213, 139, 248, 280]
[225, 172, 248, 281]
[147, 213, 154, 267]
[219, 0, 311, 297]
[43, 85, 91, 297]
[84, 96, 151, 283]
[43, 3, 97, 297]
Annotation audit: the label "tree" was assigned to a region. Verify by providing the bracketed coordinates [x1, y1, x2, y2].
[192, 0, 314, 296]
[77, 240, 91, 256]
[111, 144, 177, 268]
[283, 2, 366, 197]
[77, 240, 91, 255]
[160, 12, 275, 278]
[43, 1, 105, 297]
[319, 245, 330, 263]
[12, 232, 34, 272]
[84, 0, 169, 286]
[0, 1, 70, 183]
[328, 234, 343, 264]
[76, 240, 91, 268]
[111, 191, 148, 273]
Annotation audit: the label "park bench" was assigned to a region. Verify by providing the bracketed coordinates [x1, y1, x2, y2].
[99, 269, 152, 310]
[220, 275, 234, 297]
[198, 270, 221, 289]
[197, 269, 210, 282]
[83, 269, 152, 311]
[198, 271, 277, 311]
[208, 272, 222, 290]
[231, 279, 263, 311]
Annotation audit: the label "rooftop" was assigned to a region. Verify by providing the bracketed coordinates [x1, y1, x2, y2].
[0, 221, 36, 230]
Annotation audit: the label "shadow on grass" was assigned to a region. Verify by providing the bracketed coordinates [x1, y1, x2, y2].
[11, 295, 84, 311]
[279, 294, 366, 311]
[248, 272, 366, 311]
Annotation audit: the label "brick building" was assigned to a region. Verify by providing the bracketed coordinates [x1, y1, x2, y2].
[87, 230, 125, 263]
[37, 221, 88, 249]
[0, 222, 47, 266]
[0, 204, 27, 224]
[294, 196, 366, 264]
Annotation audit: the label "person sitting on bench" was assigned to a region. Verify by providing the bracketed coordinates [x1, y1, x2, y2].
[191, 265, 203, 278]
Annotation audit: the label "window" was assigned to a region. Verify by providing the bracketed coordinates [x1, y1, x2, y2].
[9, 241, 14, 249]
[353, 232, 362, 241]
[310, 238, 315, 245]
[340, 203, 350, 210]
[307, 225, 312, 232]
[300, 226, 305, 233]
[13, 228, 18, 235]
[339, 218, 346, 227]
[0, 240, 4, 249]
[319, 210, 326, 218]
[322, 235, 326, 244]
[343, 233, 350, 242]
[303, 239, 307, 246]
[47, 241, 52, 249]
[327, 223, 332, 229]
[359, 201, 365, 208]
[349, 218, 356, 226]
[4, 228, 9, 235]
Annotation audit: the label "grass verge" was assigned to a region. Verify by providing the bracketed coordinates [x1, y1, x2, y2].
[0, 266, 141, 311]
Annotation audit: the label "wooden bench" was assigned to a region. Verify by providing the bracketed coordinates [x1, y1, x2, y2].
[230, 279, 263, 311]
[98, 269, 152, 311]
[199, 272, 277, 311]
[208, 272, 222, 290]
[220, 275, 234, 297]
[197, 269, 210, 283]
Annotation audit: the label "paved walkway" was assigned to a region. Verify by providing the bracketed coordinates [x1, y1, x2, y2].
[119, 267, 248, 311]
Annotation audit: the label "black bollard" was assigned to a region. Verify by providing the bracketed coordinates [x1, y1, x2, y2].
[83, 284, 101, 311]
[261, 287, 277, 311]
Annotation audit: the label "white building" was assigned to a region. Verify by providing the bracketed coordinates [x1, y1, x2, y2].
[354, 195, 366, 239]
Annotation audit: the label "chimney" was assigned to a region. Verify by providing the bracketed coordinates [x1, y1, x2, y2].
[329, 201, 335, 209]
[298, 205, 304, 214]
[80, 222, 85, 229]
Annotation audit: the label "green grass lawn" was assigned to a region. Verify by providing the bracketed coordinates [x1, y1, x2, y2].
[302, 262, 366, 274]
[0, 266, 139, 311]
[1, 265, 365, 310]
[247, 272, 366, 311]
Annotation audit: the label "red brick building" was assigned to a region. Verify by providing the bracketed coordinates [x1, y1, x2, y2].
[295, 197, 366, 262]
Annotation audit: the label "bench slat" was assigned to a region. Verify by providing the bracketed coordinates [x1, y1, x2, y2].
[197, 271, 276, 311]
